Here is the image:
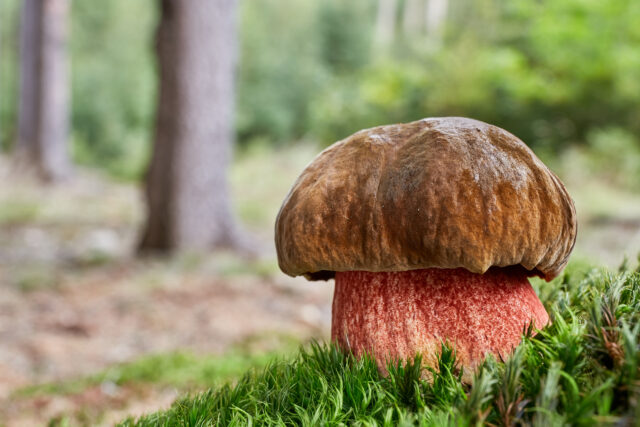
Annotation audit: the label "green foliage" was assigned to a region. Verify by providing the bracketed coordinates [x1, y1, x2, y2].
[316, 0, 374, 73]
[69, 0, 156, 180]
[313, 0, 640, 151]
[121, 265, 640, 426]
[0, 0, 20, 150]
[2, 0, 640, 178]
[236, 0, 374, 147]
[585, 128, 640, 189]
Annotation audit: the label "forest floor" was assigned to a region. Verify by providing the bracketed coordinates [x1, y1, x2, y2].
[0, 149, 332, 426]
[1, 145, 640, 425]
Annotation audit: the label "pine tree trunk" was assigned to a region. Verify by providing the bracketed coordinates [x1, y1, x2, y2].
[15, 0, 71, 181]
[140, 0, 252, 253]
[37, 0, 71, 180]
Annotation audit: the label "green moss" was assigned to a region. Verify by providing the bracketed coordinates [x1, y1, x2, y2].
[121, 264, 640, 426]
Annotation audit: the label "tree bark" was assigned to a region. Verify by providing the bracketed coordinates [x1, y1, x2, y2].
[37, 0, 71, 180]
[140, 0, 252, 253]
[15, 0, 71, 181]
[425, 0, 448, 43]
[373, 0, 397, 50]
[402, 0, 424, 36]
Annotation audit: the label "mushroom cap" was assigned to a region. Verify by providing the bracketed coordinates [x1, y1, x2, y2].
[275, 117, 577, 281]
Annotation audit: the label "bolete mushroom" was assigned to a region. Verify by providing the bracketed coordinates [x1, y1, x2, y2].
[275, 117, 576, 381]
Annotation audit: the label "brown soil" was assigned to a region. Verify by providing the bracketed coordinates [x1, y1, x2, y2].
[0, 163, 333, 425]
[0, 259, 333, 425]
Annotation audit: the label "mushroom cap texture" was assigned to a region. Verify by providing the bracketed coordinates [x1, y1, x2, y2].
[275, 117, 577, 281]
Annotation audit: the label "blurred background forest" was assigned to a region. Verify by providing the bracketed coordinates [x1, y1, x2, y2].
[1, 0, 640, 425]
[2, 0, 640, 180]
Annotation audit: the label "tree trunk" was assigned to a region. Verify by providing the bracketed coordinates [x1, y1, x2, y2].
[140, 0, 252, 253]
[15, 0, 71, 181]
[373, 0, 397, 50]
[425, 0, 448, 43]
[402, 0, 424, 36]
[37, 0, 71, 180]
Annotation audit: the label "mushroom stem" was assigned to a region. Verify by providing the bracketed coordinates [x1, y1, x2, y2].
[331, 267, 549, 381]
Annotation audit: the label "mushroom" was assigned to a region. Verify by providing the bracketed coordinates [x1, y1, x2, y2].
[275, 117, 576, 381]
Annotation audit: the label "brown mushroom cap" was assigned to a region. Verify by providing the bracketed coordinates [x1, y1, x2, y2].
[275, 117, 577, 281]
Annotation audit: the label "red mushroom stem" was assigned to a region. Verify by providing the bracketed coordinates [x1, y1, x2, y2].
[331, 267, 549, 379]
